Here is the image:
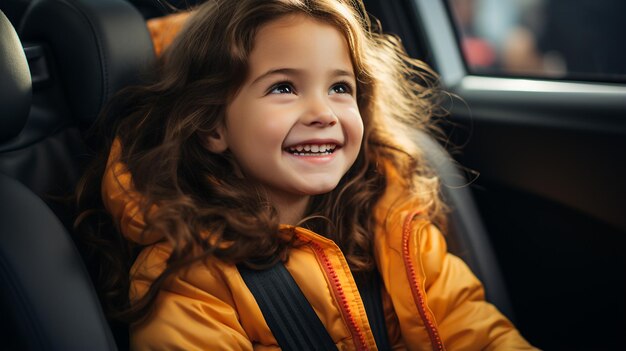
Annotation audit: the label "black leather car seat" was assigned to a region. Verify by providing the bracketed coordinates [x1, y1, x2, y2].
[0, 0, 154, 224]
[0, 173, 118, 350]
[0, 9, 117, 350]
[0, 0, 153, 349]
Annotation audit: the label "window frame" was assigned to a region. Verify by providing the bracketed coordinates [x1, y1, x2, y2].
[410, 0, 626, 135]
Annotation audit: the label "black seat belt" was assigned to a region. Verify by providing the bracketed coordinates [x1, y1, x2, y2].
[238, 262, 337, 350]
[238, 262, 391, 350]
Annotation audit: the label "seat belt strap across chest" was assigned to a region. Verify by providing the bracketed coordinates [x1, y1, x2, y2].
[238, 261, 391, 350]
[238, 262, 338, 350]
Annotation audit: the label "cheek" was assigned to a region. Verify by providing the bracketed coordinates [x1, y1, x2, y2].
[254, 102, 304, 143]
[259, 113, 293, 146]
[345, 106, 365, 144]
[227, 104, 293, 155]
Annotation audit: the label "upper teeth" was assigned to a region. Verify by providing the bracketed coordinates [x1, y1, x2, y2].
[288, 144, 337, 153]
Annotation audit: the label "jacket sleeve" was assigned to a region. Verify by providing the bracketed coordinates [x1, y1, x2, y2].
[129, 244, 253, 351]
[417, 223, 538, 350]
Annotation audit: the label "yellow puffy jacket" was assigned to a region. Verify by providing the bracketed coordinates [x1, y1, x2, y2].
[102, 140, 536, 350]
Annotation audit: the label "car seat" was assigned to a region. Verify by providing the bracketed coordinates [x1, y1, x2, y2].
[0, 8, 118, 350]
[0, 0, 153, 349]
[0, 0, 153, 213]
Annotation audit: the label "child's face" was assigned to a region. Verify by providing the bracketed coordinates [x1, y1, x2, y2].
[211, 14, 363, 209]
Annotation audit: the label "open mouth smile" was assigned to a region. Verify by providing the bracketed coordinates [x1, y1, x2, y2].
[285, 143, 339, 156]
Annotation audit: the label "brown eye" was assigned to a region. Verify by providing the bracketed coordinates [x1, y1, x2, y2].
[269, 83, 295, 94]
[329, 82, 352, 95]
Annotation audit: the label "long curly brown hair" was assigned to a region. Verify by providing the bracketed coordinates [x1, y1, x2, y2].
[75, 0, 446, 323]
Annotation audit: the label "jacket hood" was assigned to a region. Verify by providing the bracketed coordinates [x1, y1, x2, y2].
[102, 139, 163, 245]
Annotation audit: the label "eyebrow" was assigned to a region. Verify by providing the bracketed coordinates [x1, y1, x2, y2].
[251, 68, 355, 85]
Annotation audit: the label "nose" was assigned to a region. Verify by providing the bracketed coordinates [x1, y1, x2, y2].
[301, 95, 338, 127]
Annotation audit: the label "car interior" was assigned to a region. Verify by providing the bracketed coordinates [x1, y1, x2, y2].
[1, 0, 624, 350]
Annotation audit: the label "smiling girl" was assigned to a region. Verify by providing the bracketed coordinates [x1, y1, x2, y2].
[76, 0, 535, 349]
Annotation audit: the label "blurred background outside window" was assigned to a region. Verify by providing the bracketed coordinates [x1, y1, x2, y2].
[447, 0, 626, 81]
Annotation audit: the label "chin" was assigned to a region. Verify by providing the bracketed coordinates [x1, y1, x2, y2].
[299, 181, 341, 196]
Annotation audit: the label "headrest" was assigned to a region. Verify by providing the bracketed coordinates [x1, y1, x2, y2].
[0, 10, 31, 142]
[19, 0, 155, 129]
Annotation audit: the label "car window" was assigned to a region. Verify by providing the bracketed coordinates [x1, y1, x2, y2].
[446, 0, 626, 82]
